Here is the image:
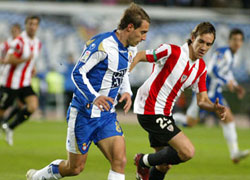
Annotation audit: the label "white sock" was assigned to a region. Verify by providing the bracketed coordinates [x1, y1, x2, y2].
[108, 170, 125, 180]
[33, 159, 63, 180]
[173, 113, 187, 126]
[221, 122, 239, 158]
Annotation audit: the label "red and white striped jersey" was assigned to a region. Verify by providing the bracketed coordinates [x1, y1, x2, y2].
[0, 31, 41, 89]
[0, 38, 13, 78]
[134, 43, 207, 116]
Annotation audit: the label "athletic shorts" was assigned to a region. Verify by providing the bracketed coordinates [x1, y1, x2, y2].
[0, 87, 17, 110]
[0, 86, 36, 110]
[137, 114, 181, 148]
[66, 106, 123, 154]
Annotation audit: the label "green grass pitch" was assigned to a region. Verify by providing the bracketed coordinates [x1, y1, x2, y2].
[0, 120, 249, 180]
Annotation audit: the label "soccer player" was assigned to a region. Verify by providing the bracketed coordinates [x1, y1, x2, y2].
[130, 22, 226, 180]
[0, 15, 41, 146]
[26, 3, 150, 180]
[0, 23, 22, 139]
[174, 28, 249, 163]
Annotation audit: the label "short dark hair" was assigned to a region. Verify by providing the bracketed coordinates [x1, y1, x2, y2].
[187, 22, 216, 45]
[118, 2, 150, 30]
[229, 28, 244, 41]
[25, 15, 41, 25]
[11, 23, 21, 30]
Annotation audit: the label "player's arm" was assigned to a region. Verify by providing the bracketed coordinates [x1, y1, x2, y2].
[130, 43, 171, 72]
[119, 71, 132, 114]
[196, 91, 226, 121]
[3, 53, 33, 65]
[129, 50, 147, 71]
[72, 51, 113, 111]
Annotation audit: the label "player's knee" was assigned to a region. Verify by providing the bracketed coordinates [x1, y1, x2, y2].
[27, 103, 38, 113]
[179, 145, 195, 161]
[111, 156, 127, 170]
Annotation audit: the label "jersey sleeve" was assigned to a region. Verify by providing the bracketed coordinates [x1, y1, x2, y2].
[7, 38, 24, 58]
[192, 69, 207, 93]
[72, 50, 107, 103]
[145, 43, 171, 64]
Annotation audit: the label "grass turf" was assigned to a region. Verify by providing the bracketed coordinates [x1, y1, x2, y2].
[0, 120, 249, 180]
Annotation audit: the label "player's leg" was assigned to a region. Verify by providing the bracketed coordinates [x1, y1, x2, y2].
[27, 106, 92, 179]
[0, 87, 17, 145]
[95, 113, 126, 180]
[8, 87, 38, 130]
[148, 147, 172, 180]
[98, 136, 126, 180]
[221, 107, 250, 163]
[27, 152, 88, 180]
[135, 115, 194, 180]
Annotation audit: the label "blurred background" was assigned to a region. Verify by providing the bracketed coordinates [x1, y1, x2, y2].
[0, 0, 249, 125]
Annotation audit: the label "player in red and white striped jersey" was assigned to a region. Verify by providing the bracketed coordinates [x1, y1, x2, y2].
[0, 15, 41, 146]
[131, 22, 226, 180]
[0, 23, 24, 138]
[0, 23, 21, 78]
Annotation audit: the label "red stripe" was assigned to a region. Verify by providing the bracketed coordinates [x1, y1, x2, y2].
[14, 37, 24, 58]
[163, 62, 196, 115]
[146, 54, 155, 62]
[190, 59, 206, 87]
[6, 65, 16, 88]
[156, 49, 168, 60]
[19, 60, 31, 88]
[144, 45, 181, 115]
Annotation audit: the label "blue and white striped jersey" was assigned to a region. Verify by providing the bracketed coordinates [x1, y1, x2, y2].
[207, 46, 238, 98]
[71, 30, 136, 118]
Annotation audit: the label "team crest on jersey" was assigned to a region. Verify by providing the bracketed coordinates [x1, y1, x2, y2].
[82, 143, 88, 151]
[181, 74, 188, 83]
[81, 50, 91, 62]
[89, 43, 96, 50]
[167, 124, 174, 132]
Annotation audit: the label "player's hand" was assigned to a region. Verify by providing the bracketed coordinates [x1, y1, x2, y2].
[236, 85, 245, 99]
[94, 95, 114, 112]
[119, 92, 132, 114]
[214, 98, 226, 121]
[227, 81, 235, 92]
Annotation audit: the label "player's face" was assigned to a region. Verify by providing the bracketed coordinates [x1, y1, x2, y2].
[229, 34, 243, 53]
[191, 33, 214, 60]
[127, 20, 150, 47]
[11, 27, 21, 39]
[26, 19, 39, 38]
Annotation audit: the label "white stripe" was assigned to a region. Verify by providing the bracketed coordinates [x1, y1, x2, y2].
[154, 52, 186, 115]
[66, 107, 78, 154]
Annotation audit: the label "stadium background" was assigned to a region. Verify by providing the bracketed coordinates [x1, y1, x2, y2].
[0, 1, 250, 179]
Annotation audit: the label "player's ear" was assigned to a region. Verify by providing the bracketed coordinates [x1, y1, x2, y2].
[127, 23, 134, 32]
[191, 35, 195, 43]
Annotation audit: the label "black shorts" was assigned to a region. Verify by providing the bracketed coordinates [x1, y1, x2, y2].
[137, 114, 181, 148]
[0, 87, 18, 110]
[17, 86, 37, 104]
[0, 86, 36, 110]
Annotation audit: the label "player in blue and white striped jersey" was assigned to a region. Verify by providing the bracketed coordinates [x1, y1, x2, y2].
[174, 28, 249, 163]
[26, 3, 150, 180]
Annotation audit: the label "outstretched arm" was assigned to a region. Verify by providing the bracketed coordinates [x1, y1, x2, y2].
[129, 50, 147, 72]
[196, 91, 226, 121]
